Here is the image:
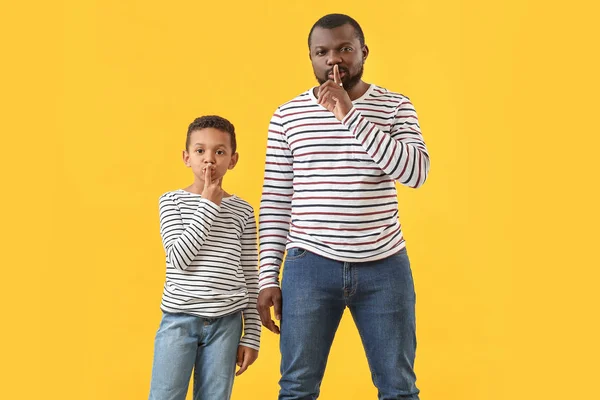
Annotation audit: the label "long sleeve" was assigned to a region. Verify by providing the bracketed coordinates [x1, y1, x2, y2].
[158, 194, 220, 271]
[258, 109, 294, 290]
[239, 212, 261, 350]
[342, 99, 430, 188]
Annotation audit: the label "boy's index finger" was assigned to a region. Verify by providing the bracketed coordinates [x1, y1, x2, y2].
[205, 165, 212, 183]
[333, 64, 342, 86]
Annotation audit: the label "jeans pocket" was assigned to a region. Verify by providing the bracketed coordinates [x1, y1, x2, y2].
[285, 247, 308, 261]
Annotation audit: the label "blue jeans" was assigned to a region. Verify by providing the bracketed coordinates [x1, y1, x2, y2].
[149, 311, 242, 400]
[279, 248, 419, 400]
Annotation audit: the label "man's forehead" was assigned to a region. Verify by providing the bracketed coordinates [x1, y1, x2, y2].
[310, 25, 360, 47]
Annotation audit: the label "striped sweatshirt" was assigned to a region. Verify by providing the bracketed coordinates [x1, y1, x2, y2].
[258, 84, 430, 290]
[158, 189, 260, 350]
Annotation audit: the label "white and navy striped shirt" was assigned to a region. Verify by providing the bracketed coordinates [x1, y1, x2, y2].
[158, 190, 260, 350]
[259, 84, 430, 290]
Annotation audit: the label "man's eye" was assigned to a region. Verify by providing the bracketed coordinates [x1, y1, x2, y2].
[316, 51, 325, 56]
[341, 47, 353, 52]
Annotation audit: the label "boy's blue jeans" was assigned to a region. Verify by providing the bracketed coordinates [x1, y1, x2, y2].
[278, 248, 420, 400]
[149, 311, 242, 400]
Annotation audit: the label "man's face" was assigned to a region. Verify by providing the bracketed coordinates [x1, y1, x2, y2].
[309, 24, 368, 91]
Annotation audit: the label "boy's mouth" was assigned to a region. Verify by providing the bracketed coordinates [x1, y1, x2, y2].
[202, 163, 216, 173]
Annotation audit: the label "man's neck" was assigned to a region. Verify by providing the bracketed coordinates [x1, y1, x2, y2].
[346, 81, 370, 101]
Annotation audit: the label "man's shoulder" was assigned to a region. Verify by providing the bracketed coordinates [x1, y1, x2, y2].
[366, 84, 411, 106]
[276, 89, 314, 112]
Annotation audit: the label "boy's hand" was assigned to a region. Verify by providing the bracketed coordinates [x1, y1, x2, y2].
[257, 287, 281, 334]
[201, 164, 223, 205]
[236, 345, 258, 376]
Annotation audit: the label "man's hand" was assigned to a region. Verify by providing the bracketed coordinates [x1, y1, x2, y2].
[317, 64, 353, 121]
[236, 345, 258, 376]
[201, 164, 223, 205]
[257, 287, 281, 334]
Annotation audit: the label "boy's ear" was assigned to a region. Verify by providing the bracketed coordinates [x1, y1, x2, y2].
[228, 152, 239, 169]
[182, 150, 191, 167]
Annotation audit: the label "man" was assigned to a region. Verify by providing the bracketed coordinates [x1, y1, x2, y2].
[257, 13, 430, 400]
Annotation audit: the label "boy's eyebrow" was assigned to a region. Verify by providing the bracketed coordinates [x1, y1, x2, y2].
[192, 143, 229, 148]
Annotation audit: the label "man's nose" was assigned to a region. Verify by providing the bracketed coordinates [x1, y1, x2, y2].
[326, 51, 342, 66]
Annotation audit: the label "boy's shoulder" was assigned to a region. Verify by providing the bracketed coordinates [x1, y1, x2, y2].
[225, 195, 254, 213]
[158, 189, 200, 207]
[220, 195, 256, 225]
[158, 189, 184, 202]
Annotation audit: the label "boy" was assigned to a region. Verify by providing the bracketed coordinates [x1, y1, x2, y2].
[149, 115, 260, 400]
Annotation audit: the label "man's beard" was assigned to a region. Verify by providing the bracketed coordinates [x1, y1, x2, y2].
[315, 63, 364, 91]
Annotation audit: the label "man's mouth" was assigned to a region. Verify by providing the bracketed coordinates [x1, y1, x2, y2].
[327, 68, 348, 80]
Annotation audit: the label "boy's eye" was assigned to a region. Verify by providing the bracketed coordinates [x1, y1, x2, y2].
[216, 150, 225, 155]
[195, 149, 204, 154]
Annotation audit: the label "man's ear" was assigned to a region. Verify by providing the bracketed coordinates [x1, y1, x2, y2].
[362, 44, 369, 62]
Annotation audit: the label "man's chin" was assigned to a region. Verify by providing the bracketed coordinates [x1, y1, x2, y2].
[315, 77, 346, 86]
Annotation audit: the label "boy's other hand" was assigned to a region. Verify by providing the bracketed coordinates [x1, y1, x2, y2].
[236, 345, 258, 376]
[201, 165, 223, 205]
[257, 287, 281, 334]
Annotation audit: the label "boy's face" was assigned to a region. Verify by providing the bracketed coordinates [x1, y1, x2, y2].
[183, 128, 238, 183]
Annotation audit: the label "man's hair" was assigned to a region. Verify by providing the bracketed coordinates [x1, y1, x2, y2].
[185, 115, 237, 153]
[308, 14, 365, 48]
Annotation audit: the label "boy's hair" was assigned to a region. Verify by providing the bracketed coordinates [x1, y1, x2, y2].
[186, 115, 237, 153]
[308, 14, 365, 48]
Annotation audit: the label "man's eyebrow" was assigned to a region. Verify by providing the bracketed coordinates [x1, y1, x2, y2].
[313, 42, 355, 49]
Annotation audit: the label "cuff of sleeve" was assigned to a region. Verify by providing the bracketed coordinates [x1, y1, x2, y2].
[258, 268, 280, 291]
[239, 337, 260, 351]
[258, 280, 280, 292]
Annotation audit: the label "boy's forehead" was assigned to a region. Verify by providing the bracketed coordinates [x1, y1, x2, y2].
[191, 128, 229, 139]
[190, 128, 232, 147]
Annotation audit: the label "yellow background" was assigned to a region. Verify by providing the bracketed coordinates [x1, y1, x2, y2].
[1, 0, 599, 399]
